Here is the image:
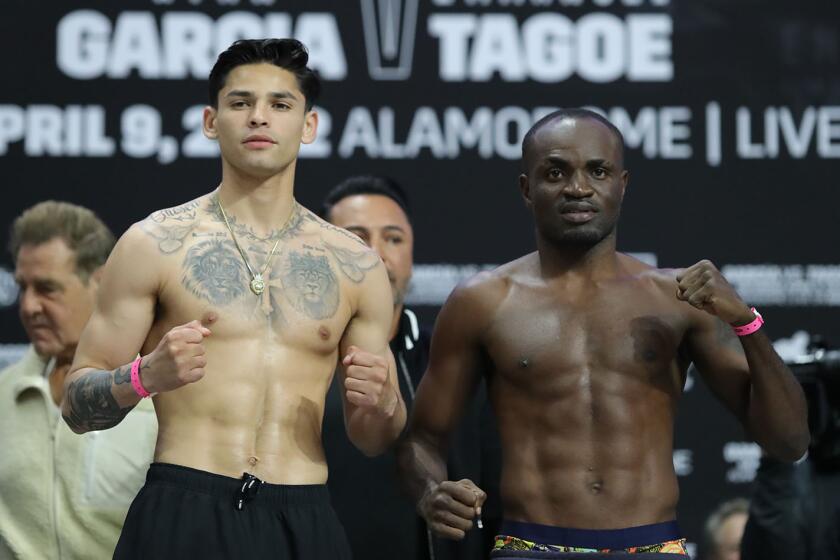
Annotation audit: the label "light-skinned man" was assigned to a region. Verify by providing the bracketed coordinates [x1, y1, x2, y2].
[61, 39, 406, 559]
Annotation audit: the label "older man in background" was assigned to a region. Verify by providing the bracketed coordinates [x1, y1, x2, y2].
[321, 175, 501, 560]
[0, 201, 157, 559]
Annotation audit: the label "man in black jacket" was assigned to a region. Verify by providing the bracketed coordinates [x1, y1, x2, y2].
[320, 175, 500, 560]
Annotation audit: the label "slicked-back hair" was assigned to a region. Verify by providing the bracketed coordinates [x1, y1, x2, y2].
[522, 108, 625, 165]
[9, 201, 115, 282]
[208, 38, 321, 111]
[320, 176, 411, 223]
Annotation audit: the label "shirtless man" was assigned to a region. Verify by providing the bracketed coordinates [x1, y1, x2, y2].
[397, 109, 809, 559]
[61, 39, 405, 559]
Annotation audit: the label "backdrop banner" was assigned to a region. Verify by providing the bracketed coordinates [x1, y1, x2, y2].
[2, 0, 837, 554]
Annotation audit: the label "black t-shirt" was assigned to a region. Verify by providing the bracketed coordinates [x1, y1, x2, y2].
[322, 308, 501, 560]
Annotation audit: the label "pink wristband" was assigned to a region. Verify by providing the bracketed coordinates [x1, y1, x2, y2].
[130, 357, 152, 398]
[732, 307, 764, 337]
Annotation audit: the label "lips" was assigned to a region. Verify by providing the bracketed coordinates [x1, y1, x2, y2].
[559, 202, 598, 224]
[242, 135, 276, 149]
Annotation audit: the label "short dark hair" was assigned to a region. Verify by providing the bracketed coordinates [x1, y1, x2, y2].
[208, 38, 321, 111]
[320, 176, 411, 221]
[522, 108, 625, 163]
[9, 201, 115, 282]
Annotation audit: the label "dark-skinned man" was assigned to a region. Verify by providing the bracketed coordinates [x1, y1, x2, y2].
[398, 108, 809, 559]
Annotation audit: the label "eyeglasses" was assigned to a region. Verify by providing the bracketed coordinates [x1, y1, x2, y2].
[234, 472, 263, 511]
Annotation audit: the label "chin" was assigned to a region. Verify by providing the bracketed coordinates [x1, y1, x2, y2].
[31, 340, 61, 359]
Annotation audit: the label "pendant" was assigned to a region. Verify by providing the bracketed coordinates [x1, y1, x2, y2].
[250, 274, 265, 295]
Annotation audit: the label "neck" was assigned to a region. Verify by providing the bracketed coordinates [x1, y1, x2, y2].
[49, 352, 74, 406]
[389, 303, 404, 342]
[536, 231, 621, 280]
[217, 161, 297, 234]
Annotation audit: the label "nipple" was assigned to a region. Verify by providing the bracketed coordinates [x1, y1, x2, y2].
[202, 311, 219, 326]
[518, 358, 529, 368]
[318, 326, 331, 340]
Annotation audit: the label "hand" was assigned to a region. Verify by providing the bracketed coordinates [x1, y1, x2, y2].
[342, 346, 397, 416]
[676, 260, 754, 324]
[141, 319, 211, 393]
[419, 479, 487, 540]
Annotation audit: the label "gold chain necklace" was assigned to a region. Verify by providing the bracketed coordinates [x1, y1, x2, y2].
[216, 197, 295, 296]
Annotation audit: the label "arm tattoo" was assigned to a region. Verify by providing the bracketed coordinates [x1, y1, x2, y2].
[63, 369, 134, 431]
[281, 251, 340, 319]
[324, 241, 381, 283]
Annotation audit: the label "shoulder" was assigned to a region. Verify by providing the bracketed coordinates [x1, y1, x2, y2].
[0, 346, 43, 389]
[298, 208, 384, 284]
[133, 194, 213, 255]
[443, 257, 526, 320]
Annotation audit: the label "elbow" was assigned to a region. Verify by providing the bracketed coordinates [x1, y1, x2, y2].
[61, 414, 89, 435]
[766, 431, 810, 463]
[59, 402, 89, 435]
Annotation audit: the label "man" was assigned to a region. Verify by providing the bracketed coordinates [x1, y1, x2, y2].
[702, 498, 749, 560]
[320, 175, 501, 560]
[741, 455, 840, 560]
[398, 108, 809, 559]
[0, 201, 157, 559]
[61, 39, 406, 559]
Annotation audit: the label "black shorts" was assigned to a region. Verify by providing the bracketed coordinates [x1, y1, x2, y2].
[113, 463, 351, 560]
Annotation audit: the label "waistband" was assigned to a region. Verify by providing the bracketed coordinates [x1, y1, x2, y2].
[500, 520, 682, 550]
[146, 462, 331, 508]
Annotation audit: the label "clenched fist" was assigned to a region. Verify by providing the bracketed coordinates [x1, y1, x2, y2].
[419, 479, 487, 540]
[676, 260, 754, 325]
[342, 345, 398, 417]
[140, 319, 211, 393]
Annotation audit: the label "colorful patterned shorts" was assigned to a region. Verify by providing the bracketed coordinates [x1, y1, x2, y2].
[493, 520, 688, 555]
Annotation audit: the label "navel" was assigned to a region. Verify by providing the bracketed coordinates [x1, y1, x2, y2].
[248, 456, 259, 467]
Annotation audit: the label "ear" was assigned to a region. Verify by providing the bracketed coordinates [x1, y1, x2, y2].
[203, 106, 218, 140]
[619, 169, 629, 201]
[519, 173, 533, 210]
[88, 265, 106, 290]
[301, 110, 319, 145]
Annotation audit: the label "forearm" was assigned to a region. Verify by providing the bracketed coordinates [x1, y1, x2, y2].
[61, 363, 142, 433]
[741, 330, 810, 460]
[346, 392, 407, 456]
[396, 431, 449, 505]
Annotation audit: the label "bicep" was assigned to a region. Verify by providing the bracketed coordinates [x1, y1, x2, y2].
[71, 227, 160, 375]
[686, 313, 751, 420]
[411, 286, 485, 440]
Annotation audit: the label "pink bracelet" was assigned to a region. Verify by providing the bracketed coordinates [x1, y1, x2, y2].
[130, 357, 152, 398]
[732, 307, 764, 337]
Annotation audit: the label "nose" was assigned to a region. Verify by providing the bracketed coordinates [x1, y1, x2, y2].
[249, 102, 268, 127]
[369, 236, 392, 269]
[19, 286, 43, 319]
[562, 171, 594, 198]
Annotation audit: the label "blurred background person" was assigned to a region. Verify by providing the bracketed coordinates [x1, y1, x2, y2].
[741, 345, 840, 560]
[702, 498, 749, 560]
[0, 201, 157, 559]
[320, 175, 501, 560]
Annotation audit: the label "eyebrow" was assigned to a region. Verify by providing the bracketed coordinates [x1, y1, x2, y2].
[346, 225, 407, 233]
[224, 90, 300, 101]
[542, 156, 614, 167]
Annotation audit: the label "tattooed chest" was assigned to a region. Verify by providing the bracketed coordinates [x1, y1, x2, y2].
[172, 238, 353, 330]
